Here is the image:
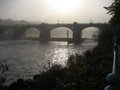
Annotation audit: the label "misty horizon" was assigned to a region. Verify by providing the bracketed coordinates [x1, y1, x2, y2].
[0, 19, 110, 25]
[0, 0, 113, 23]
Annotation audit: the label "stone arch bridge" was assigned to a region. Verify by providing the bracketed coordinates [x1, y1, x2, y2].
[0, 22, 110, 43]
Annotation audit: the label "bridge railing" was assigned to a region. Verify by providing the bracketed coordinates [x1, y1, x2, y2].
[104, 37, 119, 90]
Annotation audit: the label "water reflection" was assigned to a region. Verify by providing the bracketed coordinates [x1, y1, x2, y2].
[52, 47, 68, 65]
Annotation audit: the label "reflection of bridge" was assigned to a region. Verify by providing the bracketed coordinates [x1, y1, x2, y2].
[0, 22, 110, 43]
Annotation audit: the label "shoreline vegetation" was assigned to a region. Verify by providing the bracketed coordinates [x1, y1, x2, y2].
[1, 26, 119, 90]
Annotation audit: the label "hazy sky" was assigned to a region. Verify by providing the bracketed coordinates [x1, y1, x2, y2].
[0, 0, 113, 23]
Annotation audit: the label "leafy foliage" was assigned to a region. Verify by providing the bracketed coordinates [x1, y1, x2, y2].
[0, 60, 9, 90]
[104, 0, 120, 26]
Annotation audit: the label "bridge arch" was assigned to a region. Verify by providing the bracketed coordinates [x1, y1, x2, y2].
[81, 26, 100, 39]
[21, 27, 40, 40]
[50, 27, 73, 41]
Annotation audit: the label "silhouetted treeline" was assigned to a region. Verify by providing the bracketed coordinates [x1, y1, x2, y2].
[0, 19, 41, 25]
[104, 0, 120, 26]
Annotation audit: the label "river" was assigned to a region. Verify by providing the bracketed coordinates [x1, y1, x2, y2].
[0, 27, 99, 85]
[0, 40, 97, 85]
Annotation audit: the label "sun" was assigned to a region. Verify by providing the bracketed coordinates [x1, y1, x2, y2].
[48, 0, 80, 14]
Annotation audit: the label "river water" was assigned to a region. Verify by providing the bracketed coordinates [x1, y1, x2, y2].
[0, 40, 97, 85]
[0, 27, 99, 85]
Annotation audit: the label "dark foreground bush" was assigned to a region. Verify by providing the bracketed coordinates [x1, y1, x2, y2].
[0, 60, 9, 90]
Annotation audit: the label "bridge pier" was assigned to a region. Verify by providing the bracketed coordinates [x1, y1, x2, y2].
[73, 22, 82, 44]
[73, 30, 81, 44]
[38, 25, 50, 42]
[40, 30, 50, 42]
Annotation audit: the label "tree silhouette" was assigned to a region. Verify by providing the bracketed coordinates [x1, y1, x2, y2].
[104, 0, 120, 26]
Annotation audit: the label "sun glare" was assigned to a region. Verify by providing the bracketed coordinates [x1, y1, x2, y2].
[48, 0, 80, 14]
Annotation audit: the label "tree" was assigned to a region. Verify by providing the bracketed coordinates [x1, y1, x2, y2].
[104, 0, 120, 26]
[104, 0, 120, 44]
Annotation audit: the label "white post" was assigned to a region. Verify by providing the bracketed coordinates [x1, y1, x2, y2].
[67, 30, 69, 45]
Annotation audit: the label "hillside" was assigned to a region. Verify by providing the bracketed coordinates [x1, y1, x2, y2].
[0, 19, 41, 25]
